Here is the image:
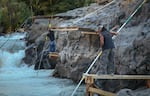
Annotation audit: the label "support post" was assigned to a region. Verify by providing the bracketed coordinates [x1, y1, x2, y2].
[85, 76, 94, 96]
[146, 80, 150, 88]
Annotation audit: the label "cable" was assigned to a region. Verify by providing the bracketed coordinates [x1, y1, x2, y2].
[36, 41, 50, 76]
[0, 36, 11, 49]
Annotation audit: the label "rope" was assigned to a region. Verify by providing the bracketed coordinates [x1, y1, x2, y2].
[72, 0, 116, 25]
[70, 0, 147, 96]
[36, 41, 50, 76]
[0, 38, 10, 49]
[36, 42, 47, 76]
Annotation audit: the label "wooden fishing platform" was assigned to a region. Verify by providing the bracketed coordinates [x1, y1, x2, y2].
[84, 74, 150, 96]
[50, 27, 98, 35]
[48, 52, 59, 58]
[81, 31, 98, 35]
[50, 27, 79, 31]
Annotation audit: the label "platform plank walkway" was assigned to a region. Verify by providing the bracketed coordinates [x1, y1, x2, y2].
[50, 27, 98, 35]
[84, 74, 150, 96]
[84, 74, 150, 80]
[48, 52, 59, 57]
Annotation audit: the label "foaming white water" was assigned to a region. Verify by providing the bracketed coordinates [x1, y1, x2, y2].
[0, 32, 26, 70]
[0, 50, 24, 69]
[0, 32, 26, 51]
[0, 33, 85, 96]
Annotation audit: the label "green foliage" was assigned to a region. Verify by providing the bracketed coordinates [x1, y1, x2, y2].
[18, 0, 94, 15]
[0, 0, 30, 33]
[0, 0, 94, 33]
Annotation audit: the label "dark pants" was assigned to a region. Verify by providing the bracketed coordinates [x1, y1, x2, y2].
[95, 49, 115, 91]
[101, 49, 115, 74]
[49, 41, 56, 52]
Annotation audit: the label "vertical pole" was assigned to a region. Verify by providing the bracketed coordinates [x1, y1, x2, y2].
[85, 76, 94, 96]
[146, 80, 150, 88]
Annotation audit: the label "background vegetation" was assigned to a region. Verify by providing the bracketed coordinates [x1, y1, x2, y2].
[0, 0, 94, 33]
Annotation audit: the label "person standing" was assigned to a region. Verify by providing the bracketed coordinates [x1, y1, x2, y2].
[94, 26, 118, 94]
[98, 25, 118, 74]
[47, 29, 56, 52]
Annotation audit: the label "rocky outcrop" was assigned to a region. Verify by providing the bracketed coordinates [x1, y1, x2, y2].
[54, 0, 125, 82]
[24, 0, 150, 93]
[93, 1, 150, 92]
[53, 0, 150, 92]
[116, 22, 150, 75]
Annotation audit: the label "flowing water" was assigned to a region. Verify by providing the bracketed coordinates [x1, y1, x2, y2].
[0, 33, 85, 96]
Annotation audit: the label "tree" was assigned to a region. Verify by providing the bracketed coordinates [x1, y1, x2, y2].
[0, 0, 30, 33]
[0, 0, 94, 33]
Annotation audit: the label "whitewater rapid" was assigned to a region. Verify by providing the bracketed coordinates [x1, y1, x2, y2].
[0, 32, 85, 96]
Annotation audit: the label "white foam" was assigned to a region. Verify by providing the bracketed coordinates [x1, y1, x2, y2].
[0, 33, 85, 96]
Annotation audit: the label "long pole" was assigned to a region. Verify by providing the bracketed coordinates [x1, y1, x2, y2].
[113, 0, 147, 39]
[71, 51, 102, 96]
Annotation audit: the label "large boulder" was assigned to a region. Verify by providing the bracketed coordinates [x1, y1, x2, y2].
[53, 0, 150, 93]
[54, 0, 126, 82]
[117, 88, 150, 96]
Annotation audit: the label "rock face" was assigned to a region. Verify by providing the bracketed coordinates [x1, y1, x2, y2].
[54, 0, 150, 92]
[54, 0, 125, 82]
[23, 19, 58, 69]
[24, 0, 150, 93]
[117, 88, 150, 96]
[115, 22, 150, 75]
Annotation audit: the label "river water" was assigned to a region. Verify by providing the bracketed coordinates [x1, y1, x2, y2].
[0, 33, 85, 96]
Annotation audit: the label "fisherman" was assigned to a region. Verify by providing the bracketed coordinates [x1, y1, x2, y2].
[98, 25, 118, 74]
[93, 25, 118, 95]
[47, 24, 56, 52]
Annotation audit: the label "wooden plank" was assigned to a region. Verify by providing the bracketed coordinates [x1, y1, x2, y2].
[48, 26, 100, 34]
[50, 27, 79, 31]
[85, 76, 94, 84]
[81, 31, 98, 35]
[146, 80, 150, 88]
[50, 27, 97, 32]
[88, 87, 116, 96]
[49, 52, 59, 57]
[84, 74, 150, 80]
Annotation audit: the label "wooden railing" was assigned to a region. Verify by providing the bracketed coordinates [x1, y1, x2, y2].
[84, 74, 150, 96]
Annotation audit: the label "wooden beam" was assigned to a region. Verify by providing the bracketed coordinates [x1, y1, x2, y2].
[147, 80, 150, 88]
[84, 74, 150, 80]
[49, 52, 59, 57]
[81, 31, 98, 35]
[50, 27, 97, 33]
[50, 27, 79, 31]
[88, 87, 116, 96]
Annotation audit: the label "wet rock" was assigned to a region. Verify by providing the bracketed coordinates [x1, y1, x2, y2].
[117, 88, 150, 96]
[117, 89, 134, 96]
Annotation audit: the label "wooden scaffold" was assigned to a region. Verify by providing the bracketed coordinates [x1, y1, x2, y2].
[84, 74, 150, 96]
